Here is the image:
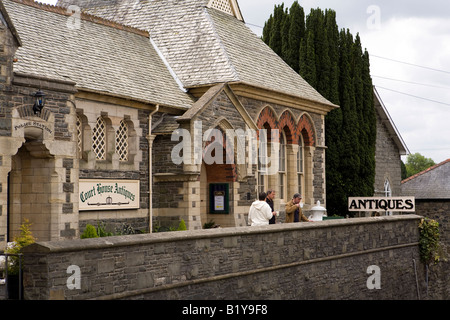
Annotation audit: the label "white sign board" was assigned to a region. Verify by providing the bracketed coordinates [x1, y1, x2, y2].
[348, 197, 415, 212]
[79, 179, 140, 211]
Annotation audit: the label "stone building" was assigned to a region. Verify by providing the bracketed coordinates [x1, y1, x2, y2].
[0, 0, 337, 248]
[401, 159, 450, 298]
[373, 87, 409, 200]
[402, 159, 450, 238]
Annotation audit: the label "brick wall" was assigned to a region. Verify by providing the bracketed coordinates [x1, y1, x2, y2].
[22, 215, 428, 300]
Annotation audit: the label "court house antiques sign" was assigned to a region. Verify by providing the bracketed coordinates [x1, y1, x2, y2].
[348, 197, 415, 212]
[79, 180, 140, 211]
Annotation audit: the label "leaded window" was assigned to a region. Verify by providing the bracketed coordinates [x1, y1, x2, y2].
[92, 117, 106, 160]
[116, 120, 129, 162]
[76, 115, 83, 158]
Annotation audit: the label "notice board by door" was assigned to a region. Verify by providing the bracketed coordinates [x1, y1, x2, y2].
[209, 183, 230, 214]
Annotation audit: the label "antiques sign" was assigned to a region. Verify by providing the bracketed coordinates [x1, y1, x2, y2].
[348, 197, 415, 212]
[79, 179, 140, 211]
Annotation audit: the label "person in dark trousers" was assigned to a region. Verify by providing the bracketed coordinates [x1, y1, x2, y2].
[266, 189, 276, 224]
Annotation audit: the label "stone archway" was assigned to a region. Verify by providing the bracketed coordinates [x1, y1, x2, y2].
[2, 105, 79, 245]
[9, 140, 56, 241]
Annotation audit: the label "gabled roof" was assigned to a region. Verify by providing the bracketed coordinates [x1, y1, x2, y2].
[0, 1, 21, 46]
[58, 0, 338, 112]
[402, 159, 450, 200]
[374, 87, 409, 155]
[3, 0, 195, 110]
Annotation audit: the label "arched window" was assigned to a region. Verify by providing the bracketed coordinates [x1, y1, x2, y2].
[279, 131, 287, 200]
[384, 179, 392, 216]
[92, 116, 106, 160]
[384, 179, 392, 197]
[297, 135, 304, 195]
[116, 120, 129, 162]
[257, 127, 269, 194]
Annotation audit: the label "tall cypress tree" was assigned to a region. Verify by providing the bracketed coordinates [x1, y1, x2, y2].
[286, 1, 305, 71]
[268, 4, 286, 57]
[299, 30, 317, 88]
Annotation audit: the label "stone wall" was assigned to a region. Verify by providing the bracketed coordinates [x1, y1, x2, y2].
[22, 215, 428, 300]
[374, 110, 403, 197]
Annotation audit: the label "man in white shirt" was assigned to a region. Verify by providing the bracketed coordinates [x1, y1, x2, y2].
[248, 192, 276, 226]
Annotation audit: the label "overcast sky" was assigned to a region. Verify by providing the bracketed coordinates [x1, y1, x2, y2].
[41, 0, 450, 163]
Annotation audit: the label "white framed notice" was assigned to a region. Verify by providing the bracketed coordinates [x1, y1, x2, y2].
[79, 179, 140, 211]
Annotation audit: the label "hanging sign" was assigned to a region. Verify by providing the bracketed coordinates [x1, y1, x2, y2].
[79, 179, 140, 211]
[348, 197, 415, 212]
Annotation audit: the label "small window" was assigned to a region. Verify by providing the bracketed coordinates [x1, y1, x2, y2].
[76, 115, 83, 158]
[116, 120, 129, 162]
[384, 179, 392, 197]
[92, 117, 106, 160]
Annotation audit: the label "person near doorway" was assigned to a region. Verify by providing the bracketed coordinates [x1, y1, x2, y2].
[266, 189, 277, 224]
[285, 193, 309, 223]
[248, 192, 276, 226]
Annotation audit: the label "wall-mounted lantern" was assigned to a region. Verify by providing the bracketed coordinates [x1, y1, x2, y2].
[32, 89, 46, 115]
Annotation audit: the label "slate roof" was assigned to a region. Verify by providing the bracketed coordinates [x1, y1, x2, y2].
[402, 159, 450, 200]
[58, 0, 338, 110]
[3, 0, 195, 110]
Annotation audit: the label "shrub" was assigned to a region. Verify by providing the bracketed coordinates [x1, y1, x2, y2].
[5, 219, 36, 275]
[203, 220, 216, 229]
[177, 219, 187, 231]
[115, 223, 136, 235]
[96, 221, 113, 237]
[80, 224, 99, 239]
[419, 218, 443, 265]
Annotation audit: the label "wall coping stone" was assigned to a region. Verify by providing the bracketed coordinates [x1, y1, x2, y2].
[22, 215, 423, 254]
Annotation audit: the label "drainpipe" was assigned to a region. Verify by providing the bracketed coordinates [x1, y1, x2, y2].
[147, 105, 159, 233]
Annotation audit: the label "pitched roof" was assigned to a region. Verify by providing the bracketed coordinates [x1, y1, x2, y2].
[401, 159, 450, 200]
[0, 1, 22, 46]
[3, 0, 195, 110]
[58, 0, 337, 110]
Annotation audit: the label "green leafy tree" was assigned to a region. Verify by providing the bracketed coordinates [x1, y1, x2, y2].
[405, 153, 436, 178]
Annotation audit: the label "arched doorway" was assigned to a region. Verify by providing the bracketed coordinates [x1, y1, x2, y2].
[199, 126, 237, 228]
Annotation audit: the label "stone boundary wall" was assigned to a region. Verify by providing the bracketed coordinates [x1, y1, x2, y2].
[22, 215, 427, 300]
